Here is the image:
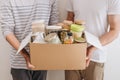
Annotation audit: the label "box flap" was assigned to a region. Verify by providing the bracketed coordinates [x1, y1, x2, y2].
[84, 31, 103, 49]
[16, 32, 32, 54]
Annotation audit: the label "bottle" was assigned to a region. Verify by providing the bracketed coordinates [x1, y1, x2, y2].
[59, 29, 68, 44]
[64, 32, 74, 44]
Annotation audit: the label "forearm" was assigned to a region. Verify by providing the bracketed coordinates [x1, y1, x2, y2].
[100, 30, 119, 46]
[100, 15, 120, 46]
[6, 33, 30, 61]
[6, 33, 20, 50]
[67, 11, 74, 22]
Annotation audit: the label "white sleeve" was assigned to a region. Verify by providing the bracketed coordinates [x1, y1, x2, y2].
[108, 0, 120, 15]
[66, 0, 73, 12]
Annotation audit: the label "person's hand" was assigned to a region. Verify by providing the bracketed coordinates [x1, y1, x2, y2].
[26, 57, 35, 69]
[86, 46, 97, 67]
[20, 49, 35, 69]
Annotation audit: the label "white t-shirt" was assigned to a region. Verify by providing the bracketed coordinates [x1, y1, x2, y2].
[67, 0, 120, 63]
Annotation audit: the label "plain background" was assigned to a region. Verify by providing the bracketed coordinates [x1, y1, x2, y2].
[0, 0, 120, 80]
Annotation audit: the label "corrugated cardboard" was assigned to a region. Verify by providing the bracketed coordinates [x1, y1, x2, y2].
[30, 43, 87, 70]
[16, 31, 102, 70]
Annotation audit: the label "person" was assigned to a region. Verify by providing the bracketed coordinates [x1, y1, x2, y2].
[0, 0, 59, 80]
[65, 0, 120, 80]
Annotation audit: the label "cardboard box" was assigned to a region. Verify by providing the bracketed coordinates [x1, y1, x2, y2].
[17, 31, 102, 70]
[30, 43, 87, 70]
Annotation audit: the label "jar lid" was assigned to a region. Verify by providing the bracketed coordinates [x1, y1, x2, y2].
[67, 32, 73, 36]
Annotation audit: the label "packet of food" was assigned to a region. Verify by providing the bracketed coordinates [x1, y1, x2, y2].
[32, 32, 46, 44]
[45, 33, 61, 44]
[32, 20, 45, 33]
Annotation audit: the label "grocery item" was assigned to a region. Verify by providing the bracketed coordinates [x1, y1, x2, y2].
[63, 20, 73, 25]
[70, 24, 85, 39]
[46, 25, 62, 34]
[57, 23, 64, 26]
[44, 33, 61, 44]
[32, 20, 45, 33]
[74, 20, 86, 25]
[33, 32, 46, 43]
[75, 37, 86, 43]
[64, 32, 74, 44]
[58, 29, 68, 43]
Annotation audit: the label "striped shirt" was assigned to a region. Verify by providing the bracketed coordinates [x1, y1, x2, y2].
[0, 0, 59, 69]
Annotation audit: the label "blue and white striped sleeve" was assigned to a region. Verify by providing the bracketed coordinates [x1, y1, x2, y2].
[49, 0, 59, 25]
[0, 1, 15, 38]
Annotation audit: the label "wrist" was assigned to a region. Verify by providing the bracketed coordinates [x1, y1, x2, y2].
[86, 46, 97, 67]
[20, 49, 30, 62]
[89, 45, 97, 52]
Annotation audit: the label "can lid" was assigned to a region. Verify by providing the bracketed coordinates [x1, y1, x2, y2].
[46, 26, 62, 30]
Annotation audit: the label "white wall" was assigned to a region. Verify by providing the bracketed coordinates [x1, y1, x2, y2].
[0, 0, 120, 80]
[104, 36, 120, 80]
[0, 28, 12, 80]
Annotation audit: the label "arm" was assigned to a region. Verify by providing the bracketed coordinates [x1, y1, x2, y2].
[67, 13, 120, 45]
[6, 33, 35, 69]
[0, 2, 34, 69]
[86, 15, 120, 66]
[67, 11, 74, 22]
[66, 12, 120, 66]
[100, 15, 120, 45]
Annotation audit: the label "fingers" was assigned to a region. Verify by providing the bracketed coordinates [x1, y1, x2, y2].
[86, 58, 90, 67]
[86, 46, 97, 67]
[86, 50, 91, 67]
[86, 49, 92, 59]
[86, 53, 91, 67]
[27, 62, 35, 69]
